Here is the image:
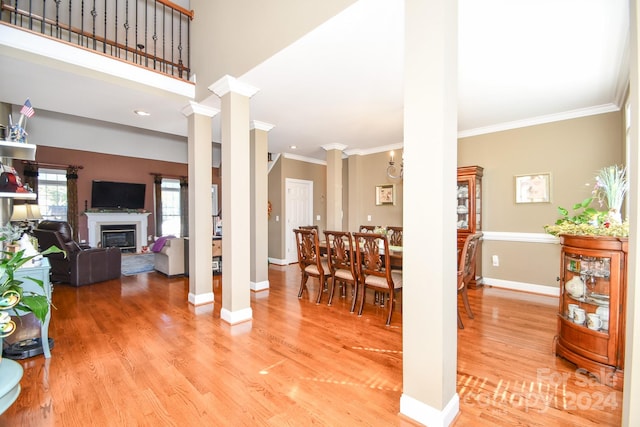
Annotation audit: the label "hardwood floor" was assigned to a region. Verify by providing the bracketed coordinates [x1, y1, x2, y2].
[1, 265, 622, 426]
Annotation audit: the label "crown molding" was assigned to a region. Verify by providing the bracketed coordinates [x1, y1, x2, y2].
[344, 142, 403, 157]
[458, 104, 621, 138]
[251, 120, 275, 132]
[282, 152, 327, 166]
[209, 75, 259, 98]
[181, 101, 220, 118]
[321, 143, 348, 152]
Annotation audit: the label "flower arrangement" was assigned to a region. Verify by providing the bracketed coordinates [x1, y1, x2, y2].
[544, 165, 629, 237]
[373, 226, 388, 235]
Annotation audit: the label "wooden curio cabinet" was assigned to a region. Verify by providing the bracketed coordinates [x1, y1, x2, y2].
[457, 165, 483, 289]
[554, 234, 627, 390]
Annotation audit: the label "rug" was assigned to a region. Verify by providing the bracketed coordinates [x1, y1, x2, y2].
[121, 253, 156, 276]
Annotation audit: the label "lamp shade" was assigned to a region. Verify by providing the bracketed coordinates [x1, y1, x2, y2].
[10, 203, 42, 221]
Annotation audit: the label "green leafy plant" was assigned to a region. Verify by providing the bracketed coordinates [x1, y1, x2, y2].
[544, 165, 629, 238]
[0, 239, 65, 323]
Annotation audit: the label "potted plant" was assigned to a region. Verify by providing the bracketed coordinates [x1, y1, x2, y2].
[544, 165, 629, 238]
[0, 234, 64, 326]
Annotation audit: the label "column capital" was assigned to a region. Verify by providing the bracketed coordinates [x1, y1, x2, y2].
[209, 75, 260, 98]
[321, 143, 348, 152]
[181, 101, 220, 118]
[251, 120, 275, 132]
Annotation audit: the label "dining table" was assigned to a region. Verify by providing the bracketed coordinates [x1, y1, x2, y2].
[319, 241, 403, 269]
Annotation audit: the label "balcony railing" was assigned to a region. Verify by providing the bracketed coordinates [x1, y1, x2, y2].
[1, 0, 193, 80]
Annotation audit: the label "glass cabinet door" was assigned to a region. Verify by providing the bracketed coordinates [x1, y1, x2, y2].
[456, 180, 470, 230]
[561, 251, 612, 332]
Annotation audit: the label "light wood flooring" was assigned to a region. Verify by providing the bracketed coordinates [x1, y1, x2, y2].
[1, 264, 622, 426]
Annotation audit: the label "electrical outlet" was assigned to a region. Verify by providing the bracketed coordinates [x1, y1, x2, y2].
[367, 215, 372, 221]
[492, 255, 499, 267]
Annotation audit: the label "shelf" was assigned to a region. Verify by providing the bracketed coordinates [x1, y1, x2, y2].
[0, 192, 36, 200]
[0, 140, 36, 161]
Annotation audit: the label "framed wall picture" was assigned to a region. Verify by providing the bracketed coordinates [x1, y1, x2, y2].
[515, 173, 551, 204]
[376, 184, 396, 206]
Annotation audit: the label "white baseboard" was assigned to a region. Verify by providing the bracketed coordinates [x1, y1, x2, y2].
[482, 277, 560, 297]
[251, 280, 269, 291]
[268, 257, 289, 265]
[400, 392, 459, 427]
[220, 307, 253, 325]
[188, 292, 214, 305]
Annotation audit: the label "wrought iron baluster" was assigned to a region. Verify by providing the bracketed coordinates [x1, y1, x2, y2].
[91, 0, 97, 50]
[177, 9, 182, 78]
[124, 0, 129, 61]
[67, 0, 72, 42]
[54, 0, 60, 38]
[113, 0, 117, 57]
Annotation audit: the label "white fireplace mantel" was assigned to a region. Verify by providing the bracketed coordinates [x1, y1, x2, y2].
[85, 212, 151, 253]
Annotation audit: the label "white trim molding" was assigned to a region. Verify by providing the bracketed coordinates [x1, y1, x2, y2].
[251, 120, 275, 132]
[400, 393, 459, 427]
[209, 75, 260, 98]
[321, 143, 348, 152]
[220, 307, 253, 325]
[282, 152, 327, 166]
[181, 100, 220, 118]
[483, 277, 560, 297]
[482, 231, 559, 244]
[458, 103, 620, 138]
[188, 291, 214, 306]
[250, 280, 270, 291]
[268, 257, 289, 266]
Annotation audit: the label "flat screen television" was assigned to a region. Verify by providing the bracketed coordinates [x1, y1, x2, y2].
[91, 180, 146, 210]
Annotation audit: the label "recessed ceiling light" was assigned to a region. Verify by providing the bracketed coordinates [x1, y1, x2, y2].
[289, 145, 297, 149]
[134, 110, 150, 116]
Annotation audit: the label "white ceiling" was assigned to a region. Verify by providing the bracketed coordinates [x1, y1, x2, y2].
[0, 0, 630, 162]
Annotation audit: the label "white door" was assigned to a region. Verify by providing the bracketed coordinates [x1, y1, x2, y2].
[285, 178, 313, 264]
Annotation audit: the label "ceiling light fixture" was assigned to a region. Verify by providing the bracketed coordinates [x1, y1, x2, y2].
[134, 110, 150, 116]
[387, 150, 403, 179]
[289, 145, 297, 149]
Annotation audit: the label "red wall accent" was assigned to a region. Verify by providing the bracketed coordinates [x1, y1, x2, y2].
[16, 146, 221, 243]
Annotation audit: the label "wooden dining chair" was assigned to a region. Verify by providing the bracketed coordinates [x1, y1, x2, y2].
[323, 230, 359, 312]
[300, 225, 319, 231]
[457, 232, 482, 329]
[358, 225, 378, 233]
[353, 232, 403, 326]
[293, 228, 329, 304]
[387, 226, 403, 246]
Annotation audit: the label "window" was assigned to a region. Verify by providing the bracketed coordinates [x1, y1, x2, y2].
[160, 178, 181, 237]
[37, 168, 67, 220]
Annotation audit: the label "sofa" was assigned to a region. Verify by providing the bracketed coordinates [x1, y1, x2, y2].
[153, 237, 185, 277]
[33, 221, 122, 287]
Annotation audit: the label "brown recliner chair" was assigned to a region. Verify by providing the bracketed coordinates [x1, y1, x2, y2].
[33, 220, 122, 287]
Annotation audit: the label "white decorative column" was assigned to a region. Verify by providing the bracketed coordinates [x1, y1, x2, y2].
[322, 144, 346, 231]
[210, 75, 259, 325]
[182, 101, 219, 306]
[250, 121, 273, 291]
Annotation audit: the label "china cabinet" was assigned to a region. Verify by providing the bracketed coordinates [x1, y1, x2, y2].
[554, 234, 627, 390]
[457, 166, 483, 289]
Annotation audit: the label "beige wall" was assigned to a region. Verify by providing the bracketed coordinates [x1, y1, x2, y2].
[459, 111, 624, 288]
[346, 151, 404, 229]
[267, 156, 327, 261]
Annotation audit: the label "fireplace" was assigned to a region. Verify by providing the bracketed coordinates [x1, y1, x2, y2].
[101, 224, 136, 253]
[85, 212, 151, 253]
